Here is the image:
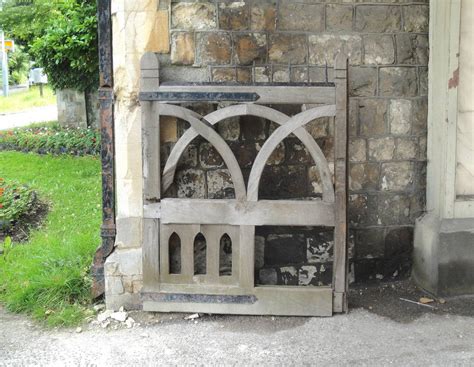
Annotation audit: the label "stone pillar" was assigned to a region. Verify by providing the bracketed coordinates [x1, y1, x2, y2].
[413, 0, 474, 296]
[105, 0, 166, 310]
[56, 89, 88, 128]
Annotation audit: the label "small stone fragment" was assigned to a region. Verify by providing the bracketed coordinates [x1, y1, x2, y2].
[111, 311, 128, 322]
[125, 317, 135, 329]
[438, 298, 446, 304]
[97, 309, 113, 323]
[185, 313, 200, 320]
[75, 327, 82, 333]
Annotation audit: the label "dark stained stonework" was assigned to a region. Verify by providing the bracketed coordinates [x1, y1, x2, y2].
[165, 0, 429, 284]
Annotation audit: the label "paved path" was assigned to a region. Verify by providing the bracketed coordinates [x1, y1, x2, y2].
[1, 306, 473, 366]
[0, 105, 58, 130]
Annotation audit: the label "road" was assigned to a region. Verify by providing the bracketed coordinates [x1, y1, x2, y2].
[1, 305, 473, 366]
[0, 105, 57, 130]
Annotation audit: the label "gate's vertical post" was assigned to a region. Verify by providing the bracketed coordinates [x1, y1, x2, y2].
[141, 52, 161, 291]
[333, 54, 349, 313]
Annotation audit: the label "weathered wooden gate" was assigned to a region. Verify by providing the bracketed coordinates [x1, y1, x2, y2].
[139, 52, 349, 316]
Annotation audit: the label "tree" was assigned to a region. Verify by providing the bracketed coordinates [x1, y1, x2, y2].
[0, 0, 98, 92]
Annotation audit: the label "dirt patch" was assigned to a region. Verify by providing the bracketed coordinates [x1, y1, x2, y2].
[350, 279, 474, 323]
[0, 196, 49, 243]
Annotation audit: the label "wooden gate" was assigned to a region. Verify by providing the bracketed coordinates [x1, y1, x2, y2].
[139, 52, 349, 316]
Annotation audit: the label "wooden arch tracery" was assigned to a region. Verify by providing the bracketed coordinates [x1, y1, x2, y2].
[140, 52, 349, 316]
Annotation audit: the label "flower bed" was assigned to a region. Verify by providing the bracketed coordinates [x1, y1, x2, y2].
[0, 178, 37, 233]
[0, 125, 100, 156]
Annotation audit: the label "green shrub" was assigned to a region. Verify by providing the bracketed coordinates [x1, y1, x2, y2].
[0, 178, 36, 231]
[0, 124, 100, 156]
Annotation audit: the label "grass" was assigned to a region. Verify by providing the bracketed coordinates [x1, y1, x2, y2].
[0, 151, 101, 327]
[0, 85, 56, 113]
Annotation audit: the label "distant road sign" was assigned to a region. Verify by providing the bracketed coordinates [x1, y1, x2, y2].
[4, 40, 15, 52]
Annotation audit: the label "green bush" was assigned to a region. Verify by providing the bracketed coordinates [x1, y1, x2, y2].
[0, 178, 36, 231]
[0, 124, 100, 156]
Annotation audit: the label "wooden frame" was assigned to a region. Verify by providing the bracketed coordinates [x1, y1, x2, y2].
[139, 52, 349, 316]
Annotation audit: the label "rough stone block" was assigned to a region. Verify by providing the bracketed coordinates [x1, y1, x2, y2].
[229, 141, 258, 168]
[385, 226, 413, 260]
[356, 228, 385, 259]
[363, 35, 395, 65]
[380, 162, 414, 191]
[196, 32, 232, 65]
[250, 0, 277, 31]
[306, 118, 328, 139]
[419, 67, 428, 96]
[170, 32, 195, 65]
[255, 235, 266, 270]
[389, 99, 412, 135]
[263, 142, 285, 166]
[349, 67, 377, 97]
[349, 138, 367, 162]
[240, 115, 266, 141]
[265, 234, 306, 266]
[286, 139, 312, 165]
[309, 35, 362, 66]
[199, 142, 224, 168]
[218, 2, 249, 31]
[358, 99, 388, 136]
[309, 67, 334, 83]
[278, 266, 299, 285]
[217, 117, 240, 141]
[355, 5, 401, 32]
[403, 5, 429, 33]
[260, 165, 308, 199]
[269, 34, 307, 64]
[350, 193, 379, 227]
[272, 67, 290, 83]
[233, 33, 267, 65]
[290, 67, 309, 83]
[369, 137, 395, 161]
[176, 169, 206, 198]
[160, 116, 178, 143]
[106, 276, 124, 296]
[278, 2, 324, 32]
[298, 264, 332, 286]
[254, 66, 270, 82]
[379, 67, 418, 97]
[349, 163, 380, 191]
[308, 163, 335, 195]
[171, 2, 216, 30]
[307, 231, 334, 263]
[411, 98, 428, 135]
[396, 34, 428, 65]
[326, 4, 353, 32]
[395, 138, 417, 160]
[377, 194, 411, 226]
[207, 169, 235, 199]
[211, 67, 252, 83]
[259, 267, 277, 285]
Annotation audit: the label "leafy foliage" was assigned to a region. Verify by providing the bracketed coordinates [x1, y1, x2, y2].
[0, 0, 98, 92]
[8, 45, 31, 85]
[0, 123, 100, 156]
[0, 178, 36, 231]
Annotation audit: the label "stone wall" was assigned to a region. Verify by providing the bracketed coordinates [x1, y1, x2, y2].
[106, 0, 429, 309]
[56, 89, 99, 129]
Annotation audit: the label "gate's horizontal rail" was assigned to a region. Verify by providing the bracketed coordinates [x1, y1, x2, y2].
[145, 199, 335, 227]
[139, 84, 335, 104]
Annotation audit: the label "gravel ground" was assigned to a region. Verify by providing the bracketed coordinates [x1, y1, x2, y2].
[0, 105, 57, 130]
[1, 281, 473, 366]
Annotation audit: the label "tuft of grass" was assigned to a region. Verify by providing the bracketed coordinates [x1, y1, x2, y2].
[0, 151, 101, 327]
[0, 85, 56, 113]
